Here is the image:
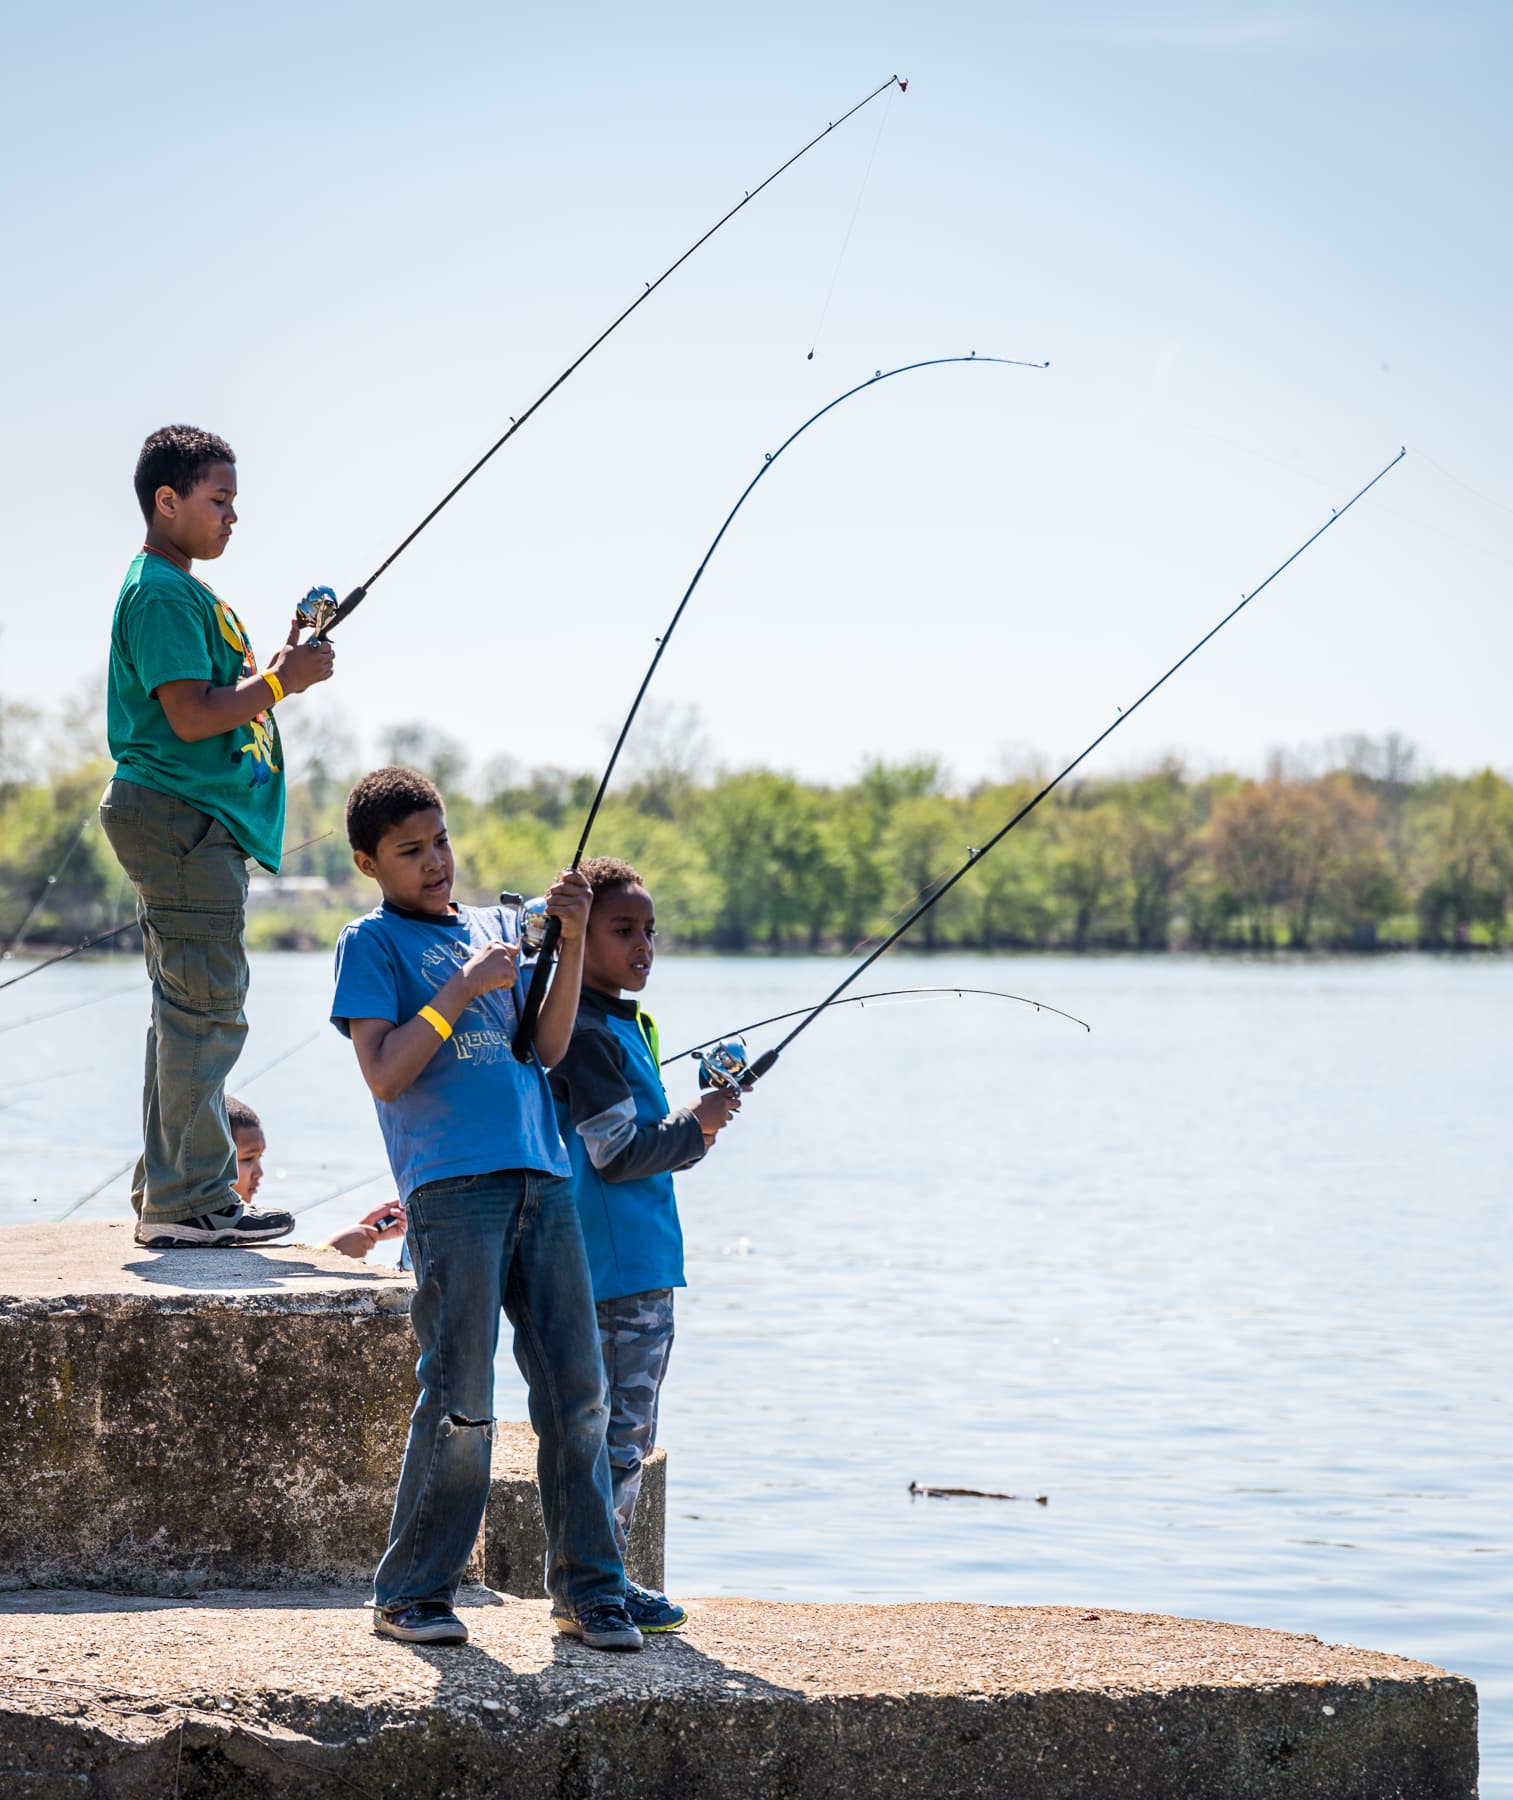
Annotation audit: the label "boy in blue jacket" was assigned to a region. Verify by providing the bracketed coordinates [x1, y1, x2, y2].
[549, 856, 741, 1632]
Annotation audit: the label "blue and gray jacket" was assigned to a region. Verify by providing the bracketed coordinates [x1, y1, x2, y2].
[549, 986, 706, 1303]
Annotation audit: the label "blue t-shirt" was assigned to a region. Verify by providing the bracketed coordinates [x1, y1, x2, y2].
[330, 901, 570, 1198]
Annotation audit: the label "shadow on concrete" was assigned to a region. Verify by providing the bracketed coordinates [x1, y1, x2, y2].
[122, 1252, 403, 1292]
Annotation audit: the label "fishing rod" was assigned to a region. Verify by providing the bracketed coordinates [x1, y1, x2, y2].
[1, 814, 92, 959]
[659, 986, 1091, 1092]
[509, 349, 1049, 1062]
[291, 76, 907, 645]
[0, 829, 336, 995]
[719, 446, 1408, 1090]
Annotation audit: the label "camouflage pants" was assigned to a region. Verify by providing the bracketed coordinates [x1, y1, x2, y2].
[596, 1288, 675, 1557]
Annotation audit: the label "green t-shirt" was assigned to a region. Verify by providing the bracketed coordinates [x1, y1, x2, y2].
[107, 550, 287, 872]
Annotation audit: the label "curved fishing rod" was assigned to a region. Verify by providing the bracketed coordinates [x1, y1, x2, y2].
[734, 446, 1408, 1088]
[301, 76, 905, 642]
[511, 349, 1049, 1061]
[660, 985, 1092, 1067]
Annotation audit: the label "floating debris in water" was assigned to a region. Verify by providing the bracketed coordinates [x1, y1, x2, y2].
[909, 1482, 1048, 1505]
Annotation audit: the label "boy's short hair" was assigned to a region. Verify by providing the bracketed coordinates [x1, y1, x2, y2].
[581, 855, 644, 898]
[226, 1096, 261, 1136]
[134, 425, 236, 526]
[346, 766, 445, 857]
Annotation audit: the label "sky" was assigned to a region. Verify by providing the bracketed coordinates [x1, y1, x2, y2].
[0, 0, 1508, 790]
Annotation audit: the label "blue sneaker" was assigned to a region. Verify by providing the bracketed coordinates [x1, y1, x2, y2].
[373, 1601, 469, 1645]
[552, 1602, 643, 1652]
[624, 1580, 688, 1633]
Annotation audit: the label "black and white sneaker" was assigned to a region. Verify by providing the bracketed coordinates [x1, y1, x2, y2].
[553, 1603, 644, 1652]
[373, 1602, 469, 1645]
[134, 1204, 295, 1248]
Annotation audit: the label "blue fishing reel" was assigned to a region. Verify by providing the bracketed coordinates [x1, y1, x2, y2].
[697, 1037, 750, 1094]
[295, 586, 339, 640]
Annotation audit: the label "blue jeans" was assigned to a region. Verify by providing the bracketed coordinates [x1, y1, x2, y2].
[372, 1169, 623, 1616]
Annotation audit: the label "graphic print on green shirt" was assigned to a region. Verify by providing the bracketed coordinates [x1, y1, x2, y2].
[107, 550, 287, 872]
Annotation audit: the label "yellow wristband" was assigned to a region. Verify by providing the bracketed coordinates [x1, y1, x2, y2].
[418, 1005, 452, 1042]
[260, 669, 286, 705]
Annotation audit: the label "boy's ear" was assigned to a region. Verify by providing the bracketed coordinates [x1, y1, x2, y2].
[154, 484, 179, 519]
[353, 848, 378, 880]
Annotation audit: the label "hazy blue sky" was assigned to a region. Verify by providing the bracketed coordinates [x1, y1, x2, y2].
[1, 0, 1507, 787]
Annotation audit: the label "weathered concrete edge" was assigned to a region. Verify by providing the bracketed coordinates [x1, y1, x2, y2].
[0, 1291, 413, 1319]
[0, 1671, 1477, 1800]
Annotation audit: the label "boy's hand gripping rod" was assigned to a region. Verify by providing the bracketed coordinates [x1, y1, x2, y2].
[509, 350, 1049, 1062]
[730, 447, 1408, 1089]
[291, 75, 906, 646]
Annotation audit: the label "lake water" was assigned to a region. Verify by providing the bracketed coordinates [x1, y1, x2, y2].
[2, 949, 1508, 1790]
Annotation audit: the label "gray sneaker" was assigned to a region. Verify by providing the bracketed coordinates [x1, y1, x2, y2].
[135, 1204, 294, 1248]
[553, 1603, 643, 1652]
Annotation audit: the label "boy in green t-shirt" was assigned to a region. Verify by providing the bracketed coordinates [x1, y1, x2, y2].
[100, 424, 336, 1247]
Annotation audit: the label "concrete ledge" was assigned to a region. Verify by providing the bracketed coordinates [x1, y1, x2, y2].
[0, 1590, 1477, 1798]
[1, 1223, 669, 1600]
[487, 1433, 665, 1597]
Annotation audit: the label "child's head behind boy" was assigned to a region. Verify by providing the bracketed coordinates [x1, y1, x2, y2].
[346, 767, 455, 916]
[579, 857, 654, 998]
[227, 1096, 266, 1204]
[134, 424, 238, 567]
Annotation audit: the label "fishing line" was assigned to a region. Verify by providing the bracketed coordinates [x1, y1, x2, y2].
[660, 986, 1091, 1067]
[0, 830, 335, 995]
[299, 76, 907, 643]
[52, 1029, 324, 1222]
[806, 80, 899, 361]
[1, 814, 92, 959]
[734, 446, 1408, 1087]
[510, 349, 1049, 1061]
[0, 983, 140, 1038]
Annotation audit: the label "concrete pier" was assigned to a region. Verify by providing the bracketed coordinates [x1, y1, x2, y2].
[0, 1221, 1478, 1796]
[0, 1589, 1476, 1797]
[0, 1222, 662, 1596]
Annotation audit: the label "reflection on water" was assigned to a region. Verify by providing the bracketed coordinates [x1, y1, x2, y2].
[2, 950, 1509, 1789]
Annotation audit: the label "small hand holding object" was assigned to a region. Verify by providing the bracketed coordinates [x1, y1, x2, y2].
[693, 1085, 741, 1148]
[463, 938, 519, 995]
[545, 867, 593, 943]
[326, 1202, 407, 1261]
[270, 615, 337, 694]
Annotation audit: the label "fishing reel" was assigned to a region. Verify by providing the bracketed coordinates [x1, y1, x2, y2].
[500, 891, 553, 958]
[295, 586, 339, 640]
[697, 1037, 751, 1095]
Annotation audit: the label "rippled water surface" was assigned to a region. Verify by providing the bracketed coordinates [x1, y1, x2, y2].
[2, 951, 1508, 1789]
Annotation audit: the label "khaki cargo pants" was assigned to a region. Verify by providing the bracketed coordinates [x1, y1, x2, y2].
[99, 778, 250, 1224]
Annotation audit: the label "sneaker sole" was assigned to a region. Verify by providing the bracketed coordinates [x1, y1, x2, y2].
[634, 1613, 688, 1633]
[134, 1223, 293, 1249]
[552, 1618, 643, 1652]
[373, 1620, 470, 1645]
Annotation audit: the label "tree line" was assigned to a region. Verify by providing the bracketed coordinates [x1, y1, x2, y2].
[2, 698, 1511, 955]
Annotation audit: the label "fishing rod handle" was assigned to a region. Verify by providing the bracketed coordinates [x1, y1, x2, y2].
[746, 1047, 780, 1084]
[512, 915, 563, 1064]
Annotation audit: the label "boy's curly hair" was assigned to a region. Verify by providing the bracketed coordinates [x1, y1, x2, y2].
[134, 425, 236, 525]
[346, 767, 445, 856]
[226, 1096, 261, 1135]
[580, 855, 644, 899]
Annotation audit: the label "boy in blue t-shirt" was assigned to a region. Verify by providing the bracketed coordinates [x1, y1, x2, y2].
[100, 423, 337, 1246]
[331, 767, 640, 1653]
[549, 856, 742, 1633]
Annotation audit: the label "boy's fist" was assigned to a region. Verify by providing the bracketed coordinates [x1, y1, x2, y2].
[269, 615, 337, 694]
[462, 939, 519, 996]
[545, 867, 593, 942]
[692, 1087, 741, 1140]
